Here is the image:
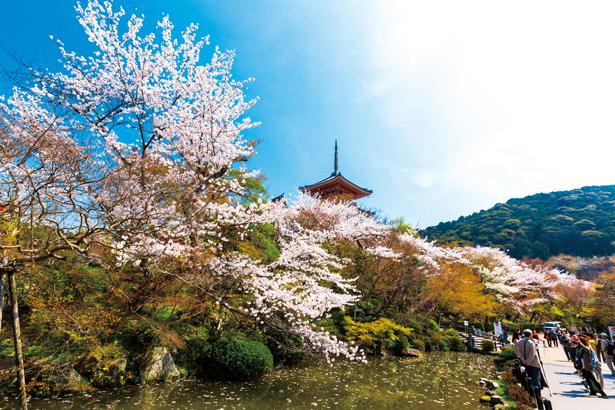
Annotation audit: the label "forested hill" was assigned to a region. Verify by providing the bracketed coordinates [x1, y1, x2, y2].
[422, 185, 615, 260]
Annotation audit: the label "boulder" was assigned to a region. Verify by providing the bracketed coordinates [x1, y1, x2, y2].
[481, 378, 498, 390]
[141, 347, 181, 383]
[76, 353, 128, 388]
[400, 347, 423, 359]
[26, 362, 92, 396]
[489, 395, 505, 405]
[49, 364, 88, 389]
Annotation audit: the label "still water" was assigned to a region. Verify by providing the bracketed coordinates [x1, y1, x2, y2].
[6, 352, 495, 409]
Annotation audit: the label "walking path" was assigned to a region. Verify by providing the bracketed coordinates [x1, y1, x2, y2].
[540, 344, 615, 409]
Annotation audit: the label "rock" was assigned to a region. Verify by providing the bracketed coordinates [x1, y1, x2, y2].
[484, 379, 498, 390]
[110, 358, 127, 380]
[76, 352, 128, 388]
[50, 364, 87, 389]
[141, 347, 181, 383]
[489, 395, 504, 405]
[484, 390, 495, 396]
[494, 404, 509, 410]
[400, 347, 423, 359]
[26, 362, 92, 396]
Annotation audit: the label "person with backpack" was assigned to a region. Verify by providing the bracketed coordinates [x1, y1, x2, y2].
[516, 329, 545, 410]
[576, 336, 608, 398]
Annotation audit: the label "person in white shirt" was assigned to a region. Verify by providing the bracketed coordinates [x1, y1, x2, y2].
[516, 329, 544, 410]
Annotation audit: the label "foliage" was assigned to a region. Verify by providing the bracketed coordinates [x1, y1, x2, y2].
[501, 369, 532, 410]
[586, 272, 615, 328]
[425, 264, 497, 321]
[264, 327, 307, 366]
[207, 336, 274, 381]
[481, 340, 495, 354]
[422, 185, 615, 259]
[494, 347, 518, 369]
[495, 377, 517, 409]
[75, 343, 129, 388]
[343, 317, 412, 356]
[177, 326, 212, 375]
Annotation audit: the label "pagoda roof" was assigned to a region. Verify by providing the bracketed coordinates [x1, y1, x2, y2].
[300, 172, 372, 200]
[299, 140, 372, 201]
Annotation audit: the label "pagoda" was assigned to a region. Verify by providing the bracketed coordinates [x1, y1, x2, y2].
[299, 141, 372, 201]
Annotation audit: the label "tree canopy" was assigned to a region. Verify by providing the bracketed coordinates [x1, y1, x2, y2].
[422, 185, 615, 259]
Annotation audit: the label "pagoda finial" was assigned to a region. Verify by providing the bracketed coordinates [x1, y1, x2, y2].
[333, 140, 339, 175]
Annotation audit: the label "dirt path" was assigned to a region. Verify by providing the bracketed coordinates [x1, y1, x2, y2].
[540, 343, 614, 409]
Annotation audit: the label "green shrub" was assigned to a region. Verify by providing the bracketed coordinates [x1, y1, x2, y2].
[441, 329, 465, 352]
[481, 340, 495, 354]
[495, 347, 518, 369]
[423, 338, 434, 352]
[409, 337, 426, 352]
[208, 336, 273, 381]
[265, 330, 307, 366]
[343, 317, 413, 356]
[180, 326, 211, 375]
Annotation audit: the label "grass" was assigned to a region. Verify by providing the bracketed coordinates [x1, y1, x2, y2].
[496, 377, 517, 408]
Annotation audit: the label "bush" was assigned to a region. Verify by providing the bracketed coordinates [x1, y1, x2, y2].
[208, 336, 273, 381]
[481, 340, 495, 354]
[495, 347, 518, 369]
[343, 317, 413, 356]
[265, 329, 307, 366]
[179, 326, 211, 375]
[441, 329, 465, 352]
[410, 338, 426, 352]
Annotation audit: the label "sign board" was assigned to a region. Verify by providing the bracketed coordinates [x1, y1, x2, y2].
[463, 320, 469, 327]
[494, 321, 503, 336]
[608, 325, 615, 339]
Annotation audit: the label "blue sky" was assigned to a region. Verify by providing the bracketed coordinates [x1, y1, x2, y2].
[3, 1, 615, 227]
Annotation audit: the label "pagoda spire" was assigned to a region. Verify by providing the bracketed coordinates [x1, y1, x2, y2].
[333, 140, 339, 175]
[299, 139, 372, 201]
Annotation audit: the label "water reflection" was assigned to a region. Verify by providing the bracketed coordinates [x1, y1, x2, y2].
[9, 352, 495, 409]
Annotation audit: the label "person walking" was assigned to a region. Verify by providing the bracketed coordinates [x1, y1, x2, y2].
[606, 335, 615, 376]
[545, 329, 552, 347]
[552, 330, 559, 347]
[517, 329, 545, 410]
[512, 330, 520, 347]
[597, 333, 608, 362]
[576, 336, 608, 398]
[559, 332, 572, 361]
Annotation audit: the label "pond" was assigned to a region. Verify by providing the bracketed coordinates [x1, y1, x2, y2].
[3, 352, 496, 409]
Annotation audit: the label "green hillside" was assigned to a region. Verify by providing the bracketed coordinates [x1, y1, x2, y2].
[422, 185, 615, 259]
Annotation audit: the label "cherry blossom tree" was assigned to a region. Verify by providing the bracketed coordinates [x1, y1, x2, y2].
[36, 1, 388, 363]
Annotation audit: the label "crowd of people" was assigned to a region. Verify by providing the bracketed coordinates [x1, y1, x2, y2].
[513, 326, 613, 408]
[557, 329, 614, 398]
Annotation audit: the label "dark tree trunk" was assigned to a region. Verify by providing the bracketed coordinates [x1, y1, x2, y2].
[0, 274, 4, 334]
[8, 273, 27, 409]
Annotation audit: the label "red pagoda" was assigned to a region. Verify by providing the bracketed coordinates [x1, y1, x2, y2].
[300, 141, 372, 201]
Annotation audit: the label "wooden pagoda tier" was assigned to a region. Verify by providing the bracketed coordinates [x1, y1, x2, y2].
[299, 141, 372, 201]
